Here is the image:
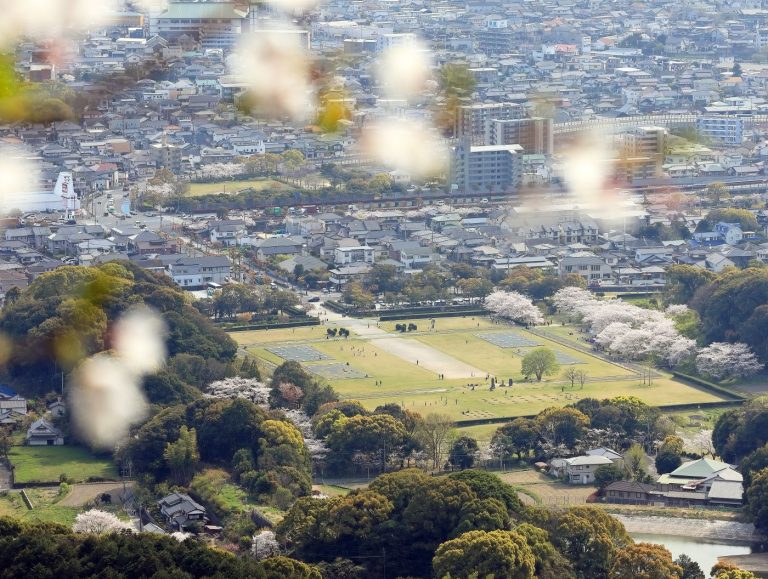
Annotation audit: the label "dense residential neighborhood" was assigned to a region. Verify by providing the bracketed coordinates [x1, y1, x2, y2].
[6, 0, 768, 578]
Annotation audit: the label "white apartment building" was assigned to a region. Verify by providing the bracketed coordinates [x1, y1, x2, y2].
[149, 1, 251, 50]
[334, 245, 375, 265]
[167, 256, 231, 287]
[450, 143, 523, 194]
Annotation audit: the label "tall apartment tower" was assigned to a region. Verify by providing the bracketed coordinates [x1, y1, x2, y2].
[455, 102, 525, 144]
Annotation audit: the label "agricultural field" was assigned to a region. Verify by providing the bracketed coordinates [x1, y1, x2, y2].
[187, 178, 294, 197]
[497, 469, 596, 506]
[0, 487, 80, 526]
[234, 316, 729, 423]
[9, 446, 118, 484]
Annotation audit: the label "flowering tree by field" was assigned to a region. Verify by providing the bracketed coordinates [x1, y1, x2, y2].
[72, 510, 133, 534]
[555, 289, 697, 369]
[596, 319, 697, 367]
[198, 163, 245, 180]
[485, 291, 544, 325]
[696, 342, 763, 380]
[551, 287, 595, 315]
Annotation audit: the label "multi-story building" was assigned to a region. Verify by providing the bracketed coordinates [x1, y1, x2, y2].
[166, 256, 231, 288]
[150, 141, 183, 174]
[149, 1, 251, 50]
[450, 142, 523, 194]
[377, 32, 417, 52]
[455, 102, 525, 144]
[696, 116, 744, 145]
[558, 252, 612, 282]
[616, 126, 667, 181]
[333, 245, 375, 265]
[757, 27, 768, 50]
[477, 28, 516, 56]
[488, 117, 554, 155]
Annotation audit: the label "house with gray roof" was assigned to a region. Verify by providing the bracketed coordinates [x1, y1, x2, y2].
[26, 418, 63, 446]
[549, 454, 613, 484]
[158, 493, 208, 530]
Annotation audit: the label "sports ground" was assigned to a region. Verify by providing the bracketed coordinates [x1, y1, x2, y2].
[233, 315, 727, 423]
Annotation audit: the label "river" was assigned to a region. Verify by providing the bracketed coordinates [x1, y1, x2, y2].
[631, 532, 754, 574]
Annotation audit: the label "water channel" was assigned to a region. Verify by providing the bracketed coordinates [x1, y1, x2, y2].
[631, 532, 755, 574]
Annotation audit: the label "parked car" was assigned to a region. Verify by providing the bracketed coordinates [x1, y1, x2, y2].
[308, 296, 320, 303]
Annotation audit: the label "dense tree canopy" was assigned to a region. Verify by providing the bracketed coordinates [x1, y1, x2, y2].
[124, 396, 310, 503]
[0, 517, 315, 578]
[712, 397, 768, 463]
[551, 506, 631, 578]
[0, 263, 237, 399]
[690, 267, 768, 362]
[609, 542, 682, 579]
[432, 530, 536, 579]
[279, 468, 530, 578]
[747, 467, 768, 532]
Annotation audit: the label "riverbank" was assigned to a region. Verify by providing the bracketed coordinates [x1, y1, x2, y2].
[720, 553, 768, 576]
[614, 514, 762, 542]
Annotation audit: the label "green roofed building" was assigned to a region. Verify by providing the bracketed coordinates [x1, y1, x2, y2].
[657, 457, 742, 492]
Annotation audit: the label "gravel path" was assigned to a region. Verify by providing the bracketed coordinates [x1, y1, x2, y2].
[369, 337, 484, 379]
[59, 482, 134, 507]
[612, 514, 761, 542]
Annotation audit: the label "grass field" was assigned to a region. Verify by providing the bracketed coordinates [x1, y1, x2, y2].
[0, 488, 80, 526]
[235, 316, 730, 423]
[9, 446, 118, 484]
[188, 179, 294, 197]
[497, 469, 596, 506]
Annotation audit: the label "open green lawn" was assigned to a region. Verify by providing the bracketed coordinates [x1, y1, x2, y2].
[235, 317, 729, 423]
[232, 325, 328, 347]
[9, 446, 118, 484]
[188, 179, 294, 197]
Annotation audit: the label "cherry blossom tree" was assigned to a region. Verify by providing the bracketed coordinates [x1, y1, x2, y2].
[696, 342, 763, 380]
[72, 510, 133, 534]
[552, 287, 595, 315]
[144, 182, 175, 199]
[665, 304, 690, 317]
[199, 163, 245, 180]
[597, 318, 696, 367]
[252, 530, 281, 559]
[484, 291, 544, 325]
[284, 409, 329, 461]
[205, 377, 271, 408]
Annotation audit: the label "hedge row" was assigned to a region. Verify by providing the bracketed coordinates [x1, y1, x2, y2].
[452, 400, 743, 429]
[380, 310, 488, 321]
[225, 319, 320, 332]
[671, 371, 745, 402]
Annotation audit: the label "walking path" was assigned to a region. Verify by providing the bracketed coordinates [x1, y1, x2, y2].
[369, 336, 484, 379]
[313, 305, 483, 378]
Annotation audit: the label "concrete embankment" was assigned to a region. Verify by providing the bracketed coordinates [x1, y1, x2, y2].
[613, 514, 762, 542]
